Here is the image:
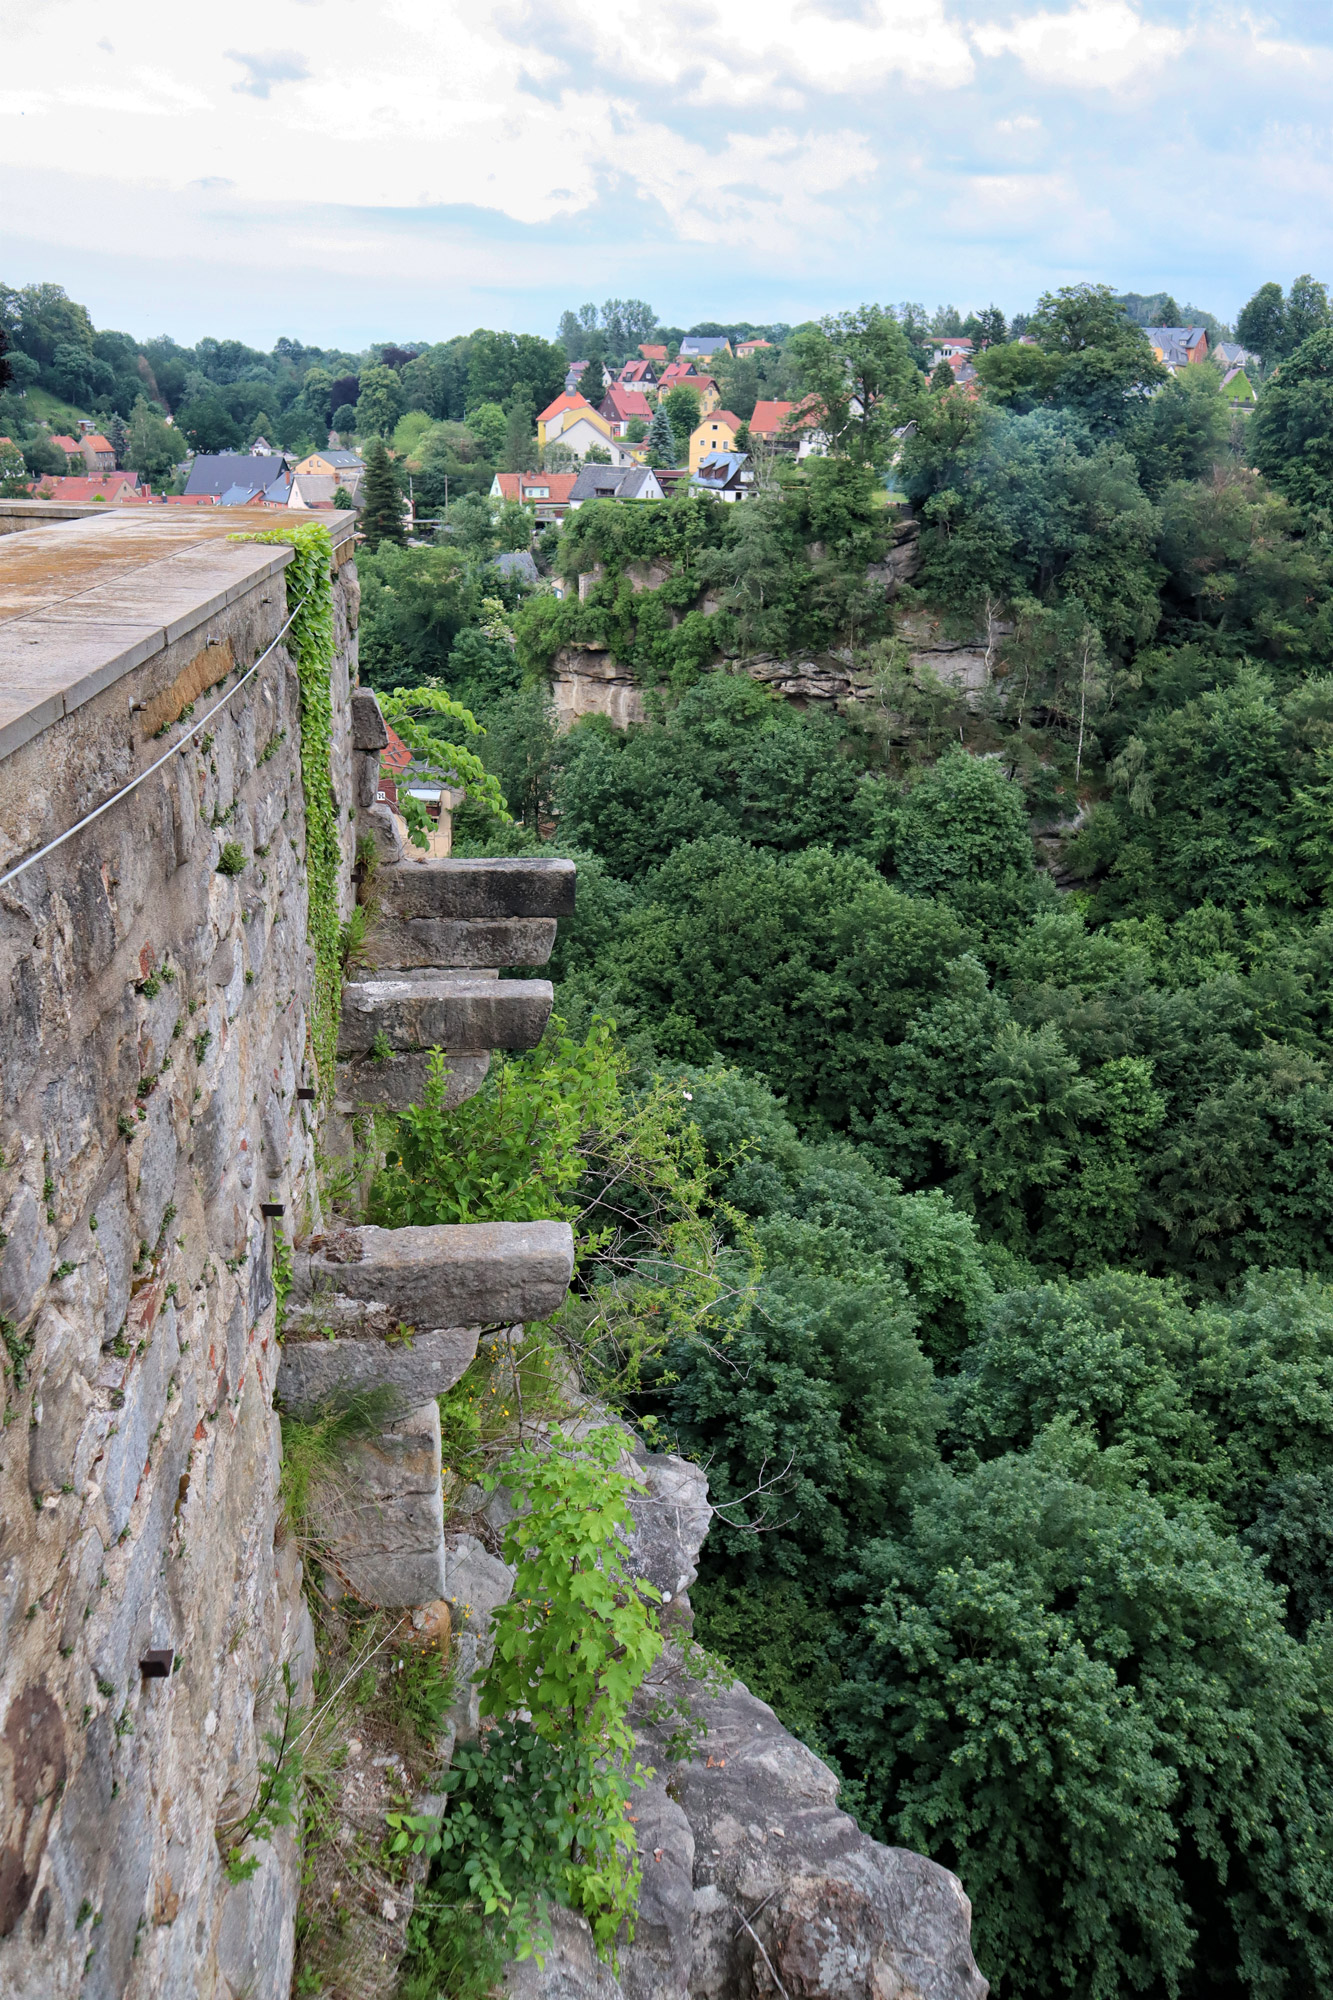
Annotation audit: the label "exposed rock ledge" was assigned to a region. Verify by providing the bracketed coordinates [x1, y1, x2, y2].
[467, 1449, 988, 2000]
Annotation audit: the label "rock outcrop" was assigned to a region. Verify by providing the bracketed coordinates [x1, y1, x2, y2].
[490, 1449, 988, 2000]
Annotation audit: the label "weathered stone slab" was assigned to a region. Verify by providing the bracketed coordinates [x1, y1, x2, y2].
[376, 857, 576, 921]
[338, 971, 553, 1055]
[276, 1324, 480, 1415]
[339, 1047, 490, 1110]
[350, 688, 388, 751]
[292, 1220, 575, 1326]
[318, 1399, 447, 1606]
[362, 912, 557, 970]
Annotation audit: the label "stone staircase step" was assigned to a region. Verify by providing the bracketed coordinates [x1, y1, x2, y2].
[376, 857, 576, 921]
[314, 1399, 447, 1607]
[339, 1048, 490, 1112]
[338, 971, 552, 1056]
[291, 1219, 575, 1328]
[362, 912, 556, 971]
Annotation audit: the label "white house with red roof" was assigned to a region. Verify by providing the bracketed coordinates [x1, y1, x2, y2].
[616, 358, 659, 393]
[489, 470, 580, 523]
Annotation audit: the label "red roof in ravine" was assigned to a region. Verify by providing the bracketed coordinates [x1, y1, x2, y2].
[639, 344, 668, 361]
[84, 433, 114, 452]
[49, 435, 81, 454]
[697, 410, 741, 430]
[737, 339, 773, 352]
[25, 474, 142, 503]
[537, 390, 592, 425]
[659, 360, 700, 386]
[382, 723, 413, 775]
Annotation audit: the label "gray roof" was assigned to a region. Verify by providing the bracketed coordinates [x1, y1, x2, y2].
[492, 550, 539, 583]
[218, 484, 256, 507]
[679, 335, 731, 355]
[184, 453, 276, 499]
[320, 449, 364, 469]
[569, 464, 661, 502]
[1144, 326, 1207, 347]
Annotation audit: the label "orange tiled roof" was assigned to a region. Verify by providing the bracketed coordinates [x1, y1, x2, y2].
[537, 390, 592, 425]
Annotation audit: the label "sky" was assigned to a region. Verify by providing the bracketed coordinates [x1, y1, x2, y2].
[2, 0, 1332, 351]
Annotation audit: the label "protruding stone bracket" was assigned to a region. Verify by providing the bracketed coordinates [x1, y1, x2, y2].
[361, 914, 557, 971]
[338, 971, 553, 1057]
[276, 1294, 481, 1414]
[376, 857, 576, 921]
[290, 1219, 575, 1328]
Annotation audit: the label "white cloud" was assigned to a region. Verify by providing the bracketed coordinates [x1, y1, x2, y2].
[973, 1, 1188, 90]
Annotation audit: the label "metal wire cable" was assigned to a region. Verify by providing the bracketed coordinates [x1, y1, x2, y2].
[0, 591, 310, 892]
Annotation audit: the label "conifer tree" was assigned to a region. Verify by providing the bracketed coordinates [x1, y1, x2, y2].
[646, 402, 676, 466]
[361, 437, 405, 551]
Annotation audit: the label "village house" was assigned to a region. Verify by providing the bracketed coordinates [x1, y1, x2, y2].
[599, 385, 653, 437]
[24, 472, 143, 505]
[80, 432, 117, 475]
[748, 398, 827, 458]
[688, 410, 743, 471]
[657, 358, 702, 393]
[294, 447, 364, 482]
[691, 450, 753, 501]
[638, 343, 668, 362]
[567, 463, 665, 509]
[616, 358, 659, 393]
[536, 392, 642, 465]
[183, 452, 288, 502]
[1144, 326, 1209, 371]
[489, 470, 579, 524]
[680, 334, 733, 360]
[48, 434, 84, 470]
[736, 338, 773, 356]
[926, 335, 974, 360]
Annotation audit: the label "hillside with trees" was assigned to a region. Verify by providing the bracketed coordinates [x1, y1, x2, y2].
[351, 276, 1333, 2000]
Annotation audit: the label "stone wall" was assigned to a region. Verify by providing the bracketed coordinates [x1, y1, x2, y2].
[0, 507, 358, 1999]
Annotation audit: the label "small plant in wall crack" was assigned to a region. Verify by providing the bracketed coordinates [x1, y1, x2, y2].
[216, 1662, 305, 1884]
[216, 841, 247, 878]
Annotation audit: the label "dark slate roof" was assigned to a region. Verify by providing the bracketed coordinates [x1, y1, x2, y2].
[492, 550, 539, 583]
[569, 464, 661, 502]
[183, 453, 276, 499]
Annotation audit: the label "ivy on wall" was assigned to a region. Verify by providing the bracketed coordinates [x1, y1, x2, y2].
[233, 521, 341, 1091]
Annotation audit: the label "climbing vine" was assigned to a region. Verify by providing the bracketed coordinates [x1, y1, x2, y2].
[233, 522, 341, 1090]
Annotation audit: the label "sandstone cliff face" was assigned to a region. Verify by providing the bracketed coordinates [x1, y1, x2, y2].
[493, 1452, 988, 2000]
[545, 516, 1012, 733]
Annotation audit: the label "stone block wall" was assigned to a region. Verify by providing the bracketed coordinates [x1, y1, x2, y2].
[0, 510, 358, 1999]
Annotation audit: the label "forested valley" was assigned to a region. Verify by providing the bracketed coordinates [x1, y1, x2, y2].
[358, 283, 1333, 2000]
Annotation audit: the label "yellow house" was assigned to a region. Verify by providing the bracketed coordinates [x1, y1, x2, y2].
[536, 393, 621, 452]
[695, 376, 723, 416]
[688, 410, 742, 473]
[294, 448, 365, 479]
